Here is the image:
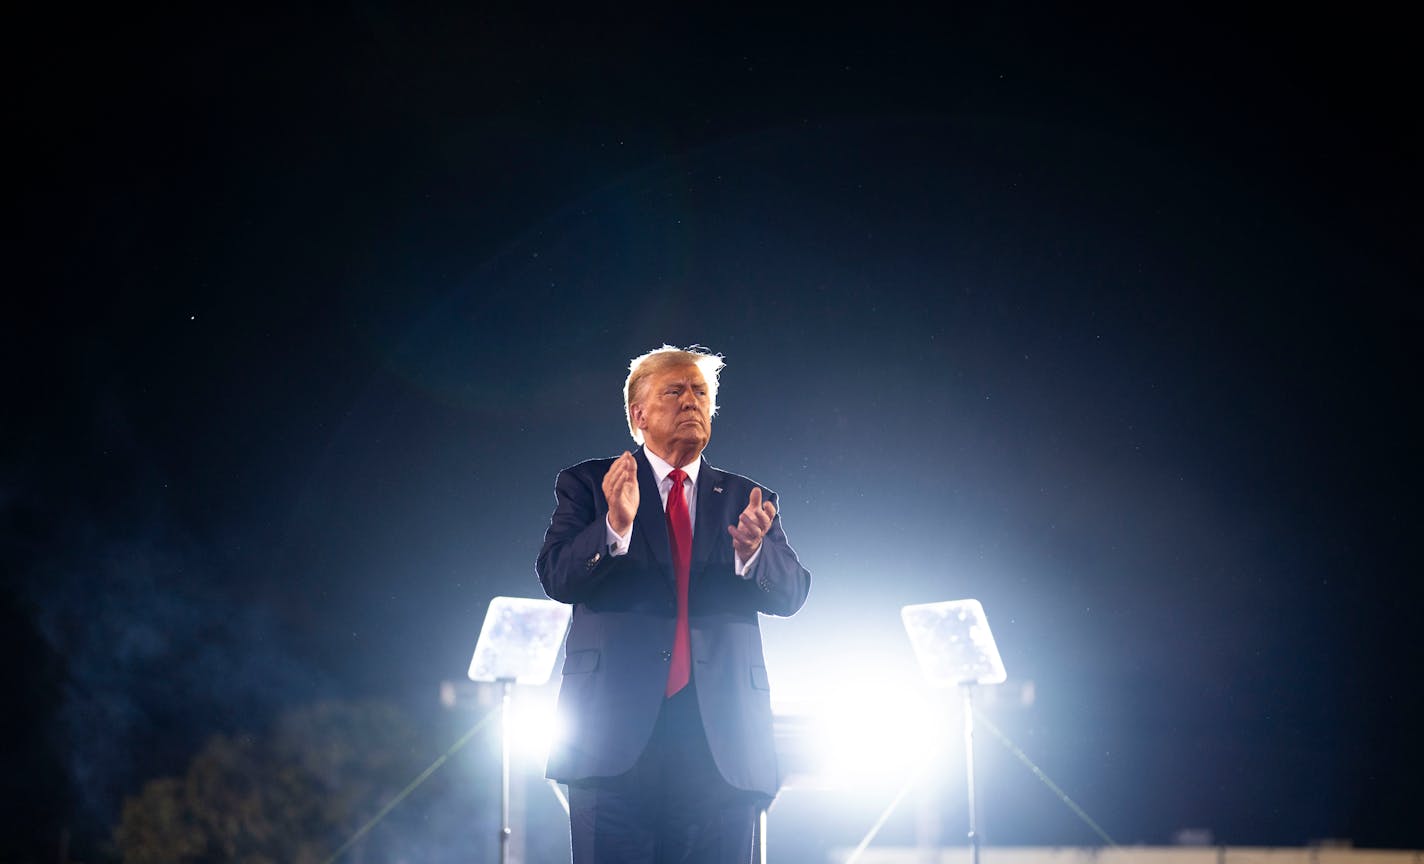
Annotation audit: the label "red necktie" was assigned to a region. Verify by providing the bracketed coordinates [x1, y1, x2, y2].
[665, 468, 692, 696]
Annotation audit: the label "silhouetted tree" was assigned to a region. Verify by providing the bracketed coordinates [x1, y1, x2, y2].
[114, 701, 423, 864]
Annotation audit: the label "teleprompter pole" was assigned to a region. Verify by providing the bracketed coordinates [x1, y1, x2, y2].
[498, 678, 513, 864]
[962, 683, 980, 864]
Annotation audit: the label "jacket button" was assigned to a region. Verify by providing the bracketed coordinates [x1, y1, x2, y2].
[660, 649, 672, 661]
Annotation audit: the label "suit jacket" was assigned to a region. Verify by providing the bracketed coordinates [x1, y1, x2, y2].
[536, 446, 811, 796]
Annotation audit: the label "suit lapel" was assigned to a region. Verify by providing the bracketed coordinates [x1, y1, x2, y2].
[691, 458, 725, 569]
[633, 448, 672, 571]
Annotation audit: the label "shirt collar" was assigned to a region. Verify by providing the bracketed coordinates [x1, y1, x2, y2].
[643, 447, 701, 489]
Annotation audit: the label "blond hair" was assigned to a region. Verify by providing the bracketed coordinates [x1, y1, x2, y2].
[624, 345, 725, 444]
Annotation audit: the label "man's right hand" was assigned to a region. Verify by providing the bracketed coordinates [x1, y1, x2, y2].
[602, 451, 639, 535]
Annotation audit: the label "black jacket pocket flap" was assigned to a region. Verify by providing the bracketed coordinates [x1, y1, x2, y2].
[563, 649, 600, 675]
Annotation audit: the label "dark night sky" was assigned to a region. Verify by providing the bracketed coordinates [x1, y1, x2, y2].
[6, 5, 1421, 860]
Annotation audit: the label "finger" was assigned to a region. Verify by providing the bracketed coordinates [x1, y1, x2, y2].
[615, 454, 636, 483]
[761, 500, 777, 520]
[727, 524, 760, 556]
[748, 514, 771, 537]
[748, 487, 763, 510]
[742, 501, 772, 528]
[737, 513, 768, 542]
[605, 455, 635, 495]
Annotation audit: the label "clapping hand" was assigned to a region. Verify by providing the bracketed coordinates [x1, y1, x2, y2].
[602, 451, 639, 535]
[728, 487, 775, 560]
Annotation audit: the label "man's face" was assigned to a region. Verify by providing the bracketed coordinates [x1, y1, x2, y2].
[632, 364, 712, 464]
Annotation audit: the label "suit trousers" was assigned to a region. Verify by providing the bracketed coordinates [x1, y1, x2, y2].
[568, 683, 762, 864]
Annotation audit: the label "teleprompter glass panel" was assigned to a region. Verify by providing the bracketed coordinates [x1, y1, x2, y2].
[467, 596, 571, 684]
[900, 598, 1007, 686]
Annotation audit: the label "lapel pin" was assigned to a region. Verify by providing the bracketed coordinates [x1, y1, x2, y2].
[713, 486, 723, 493]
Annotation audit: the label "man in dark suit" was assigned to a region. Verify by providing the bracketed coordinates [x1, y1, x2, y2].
[537, 345, 811, 864]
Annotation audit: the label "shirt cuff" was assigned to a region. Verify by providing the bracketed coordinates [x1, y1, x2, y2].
[605, 518, 631, 556]
[734, 544, 763, 578]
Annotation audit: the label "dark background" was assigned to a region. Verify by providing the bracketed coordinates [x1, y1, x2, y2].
[6, 5, 1420, 862]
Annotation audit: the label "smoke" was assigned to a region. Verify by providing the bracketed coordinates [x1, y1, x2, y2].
[23, 520, 332, 838]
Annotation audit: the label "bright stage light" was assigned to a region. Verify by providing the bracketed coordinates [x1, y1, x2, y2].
[508, 689, 563, 767]
[766, 626, 954, 789]
[807, 679, 945, 784]
[482, 685, 563, 768]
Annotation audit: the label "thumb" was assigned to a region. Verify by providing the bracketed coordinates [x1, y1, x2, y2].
[748, 487, 762, 509]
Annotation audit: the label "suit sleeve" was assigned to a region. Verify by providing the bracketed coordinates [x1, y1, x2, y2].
[741, 489, 811, 618]
[536, 464, 628, 604]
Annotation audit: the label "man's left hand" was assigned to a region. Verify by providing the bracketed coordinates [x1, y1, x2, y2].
[728, 487, 776, 560]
